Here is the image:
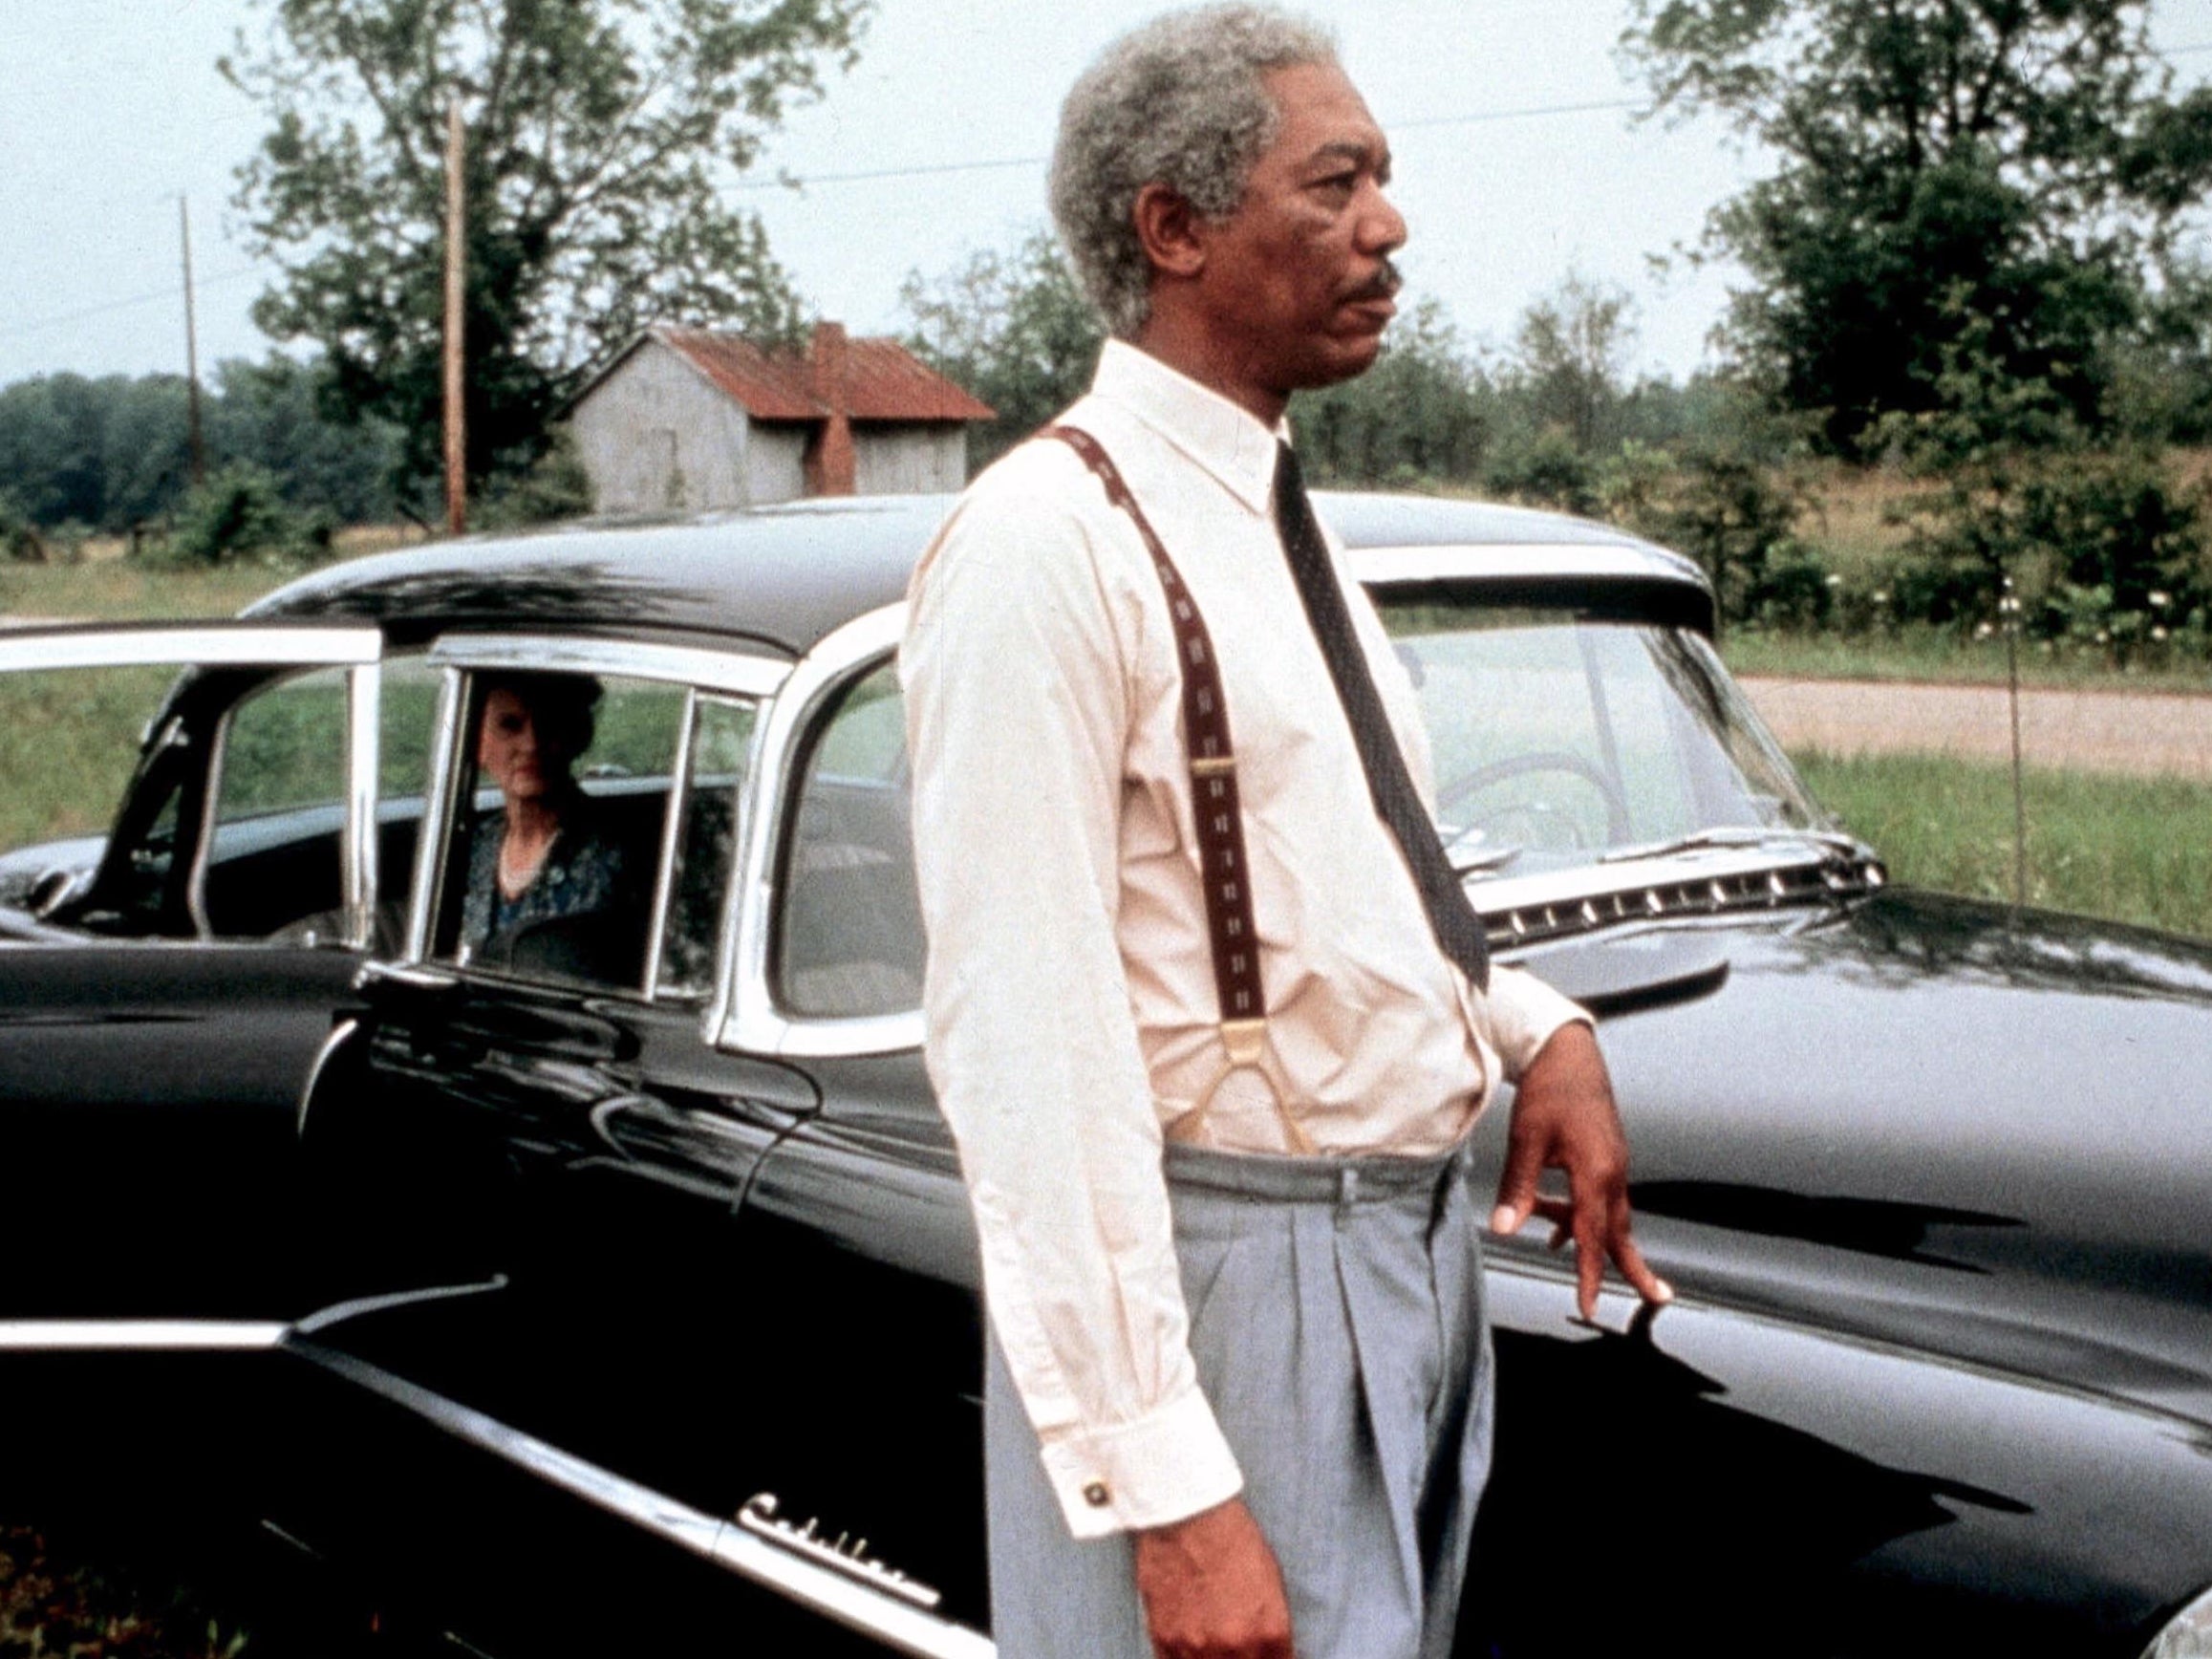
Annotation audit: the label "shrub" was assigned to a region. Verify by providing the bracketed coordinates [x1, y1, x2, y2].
[165, 463, 323, 566]
[477, 428, 595, 530]
[1890, 445, 2212, 660]
[1486, 427, 1600, 516]
[1598, 439, 1819, 632]
[0, 491, 47, 563]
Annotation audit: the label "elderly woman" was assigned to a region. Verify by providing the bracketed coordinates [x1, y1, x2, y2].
[457, 672, 631, 966]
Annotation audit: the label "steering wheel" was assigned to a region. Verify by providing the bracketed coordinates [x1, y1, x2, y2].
[1438, 750, 1631, 847]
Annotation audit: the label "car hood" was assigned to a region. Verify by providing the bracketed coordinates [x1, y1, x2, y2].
[1506, 889, 2212, 1428]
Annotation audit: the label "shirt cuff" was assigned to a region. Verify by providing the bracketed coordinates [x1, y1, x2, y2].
[1483, 962, 1594, 1082]
[1035, 1384, 1245, 1540]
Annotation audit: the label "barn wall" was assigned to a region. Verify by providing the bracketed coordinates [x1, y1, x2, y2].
[852, 425, 968, 495]
[570, 345, 755, 512]
[748, 425, 810, 505]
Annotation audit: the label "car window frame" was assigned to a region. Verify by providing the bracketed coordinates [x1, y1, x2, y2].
[399, 633, 789, 1006]
[715, 603, 923, 1061]
[713, 551, 1726, 1062]
[0, 622, 385, 946]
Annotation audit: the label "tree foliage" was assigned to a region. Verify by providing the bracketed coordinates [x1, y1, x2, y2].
[1623, 0, 2212, 455]
[1508, 273, 1637, 454]
[224, 0, 869, 491]
[0, 360, 400, 531]
[1294, 297, 1491, 486]
[898, 228, 1105, 470]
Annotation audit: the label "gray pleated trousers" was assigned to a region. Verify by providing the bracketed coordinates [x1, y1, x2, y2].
[984, 1140, 1494, 1659]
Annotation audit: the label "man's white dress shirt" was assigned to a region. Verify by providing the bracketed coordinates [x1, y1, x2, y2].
[901, 340, 1586, 1540]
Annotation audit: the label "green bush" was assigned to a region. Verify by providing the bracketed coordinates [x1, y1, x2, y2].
[476, 427, 595, 529]
[1889, 445, 2212, 661]
[165, 463, 329, 566]
[0, 490, 46, 563]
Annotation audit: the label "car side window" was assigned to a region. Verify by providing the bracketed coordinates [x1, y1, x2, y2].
[204, 657, 440, 944]
[428, 669, 758, 1000]
[0, 662, 198, 932]
[775, 658, 923, 1020]
[656, 694, 757, 1000]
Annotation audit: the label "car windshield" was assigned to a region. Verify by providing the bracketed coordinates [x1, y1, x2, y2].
[1377, 599, 1830, 882]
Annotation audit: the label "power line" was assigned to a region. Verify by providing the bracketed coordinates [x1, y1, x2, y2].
[0, 264, 260, 341]
[741, 93, 1649, 192]
[12, 44, 2206, 340]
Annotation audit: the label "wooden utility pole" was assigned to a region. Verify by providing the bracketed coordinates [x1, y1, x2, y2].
[180, 194, 205, 488]
[443, 96, 467, 535]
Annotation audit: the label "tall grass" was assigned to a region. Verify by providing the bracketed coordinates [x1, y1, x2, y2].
[1724, 628, 2212, 692]
[1795, 748, 2212, 939]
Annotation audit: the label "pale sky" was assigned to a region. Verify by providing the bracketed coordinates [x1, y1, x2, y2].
[3, 0, 2207, 391]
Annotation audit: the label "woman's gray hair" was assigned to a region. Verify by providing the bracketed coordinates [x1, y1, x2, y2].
[1050, 4, 1339, 337]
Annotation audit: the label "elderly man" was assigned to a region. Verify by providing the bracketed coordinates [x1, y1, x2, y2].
[901, 7, 1670, 1657]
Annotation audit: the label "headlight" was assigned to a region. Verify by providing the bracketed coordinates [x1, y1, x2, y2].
[2145, 1585, 2212, 1658]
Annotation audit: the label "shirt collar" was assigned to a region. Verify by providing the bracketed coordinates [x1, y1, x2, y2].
[1089, 338, 1287, 515]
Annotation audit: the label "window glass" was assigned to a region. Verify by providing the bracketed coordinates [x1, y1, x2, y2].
[776, 659, 923, 1020]
[1378, 602, 1824, 879]
[655, 695, 757, 999]
[433, 670, 682, 992]
[0, 663, 180, 893]
[205, 666, 348, 937]
[202, 657, 440, 944]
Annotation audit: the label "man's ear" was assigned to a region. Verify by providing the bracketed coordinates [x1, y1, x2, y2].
[1131, 182, 1208, 281]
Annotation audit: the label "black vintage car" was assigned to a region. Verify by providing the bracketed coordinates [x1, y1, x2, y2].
[4, 493, 2212, 1658]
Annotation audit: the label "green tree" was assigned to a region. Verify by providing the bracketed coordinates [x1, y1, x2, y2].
[898, 228, 1105, 471]
[0, 374, 191, 529]
[224, 0, 868, 494]
[210, 356, 403, 523]
[1505, 273, 1635, 454]
[1623, 0, 2212, 456]
[1293, 296, 1491, 486]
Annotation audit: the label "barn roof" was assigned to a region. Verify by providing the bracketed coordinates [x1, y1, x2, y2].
[573, 324, 995, 425]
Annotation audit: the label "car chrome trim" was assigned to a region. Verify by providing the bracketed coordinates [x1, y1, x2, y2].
[290, 1276, 507, 1336]
[0, 622, 384, 673]
[426, 634, 790, 699]
[189, 711, 227, 939]
[0, 1320, 287, 1350]
[296, 1016, 362, 1138]
[344, 660, 382, 945]
[1347, 542, 1707, 592]
[359, 959, 461, 992]
[715, 603, 914, 1058]
[643, 687, 702, 1000]
[736, 1492, 942, 1609]
[1473, 844, 1887, 949]
[403, 666, 469, 963]
[285, 1339, 996, 1659]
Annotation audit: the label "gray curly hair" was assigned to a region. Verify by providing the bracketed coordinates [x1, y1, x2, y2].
[1049, 4, 1339, 338]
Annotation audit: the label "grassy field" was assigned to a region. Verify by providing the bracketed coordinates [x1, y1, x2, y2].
[5, 528, 2207, 940]
[0, 528, 413, 623]
[1723, 627, 2212, 693]
[1795, 748, 2212, 939]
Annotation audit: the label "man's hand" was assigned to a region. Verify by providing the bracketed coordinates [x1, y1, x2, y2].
[1491, 1022, 1673, 1319]
[1133, 1497, 1293, 1659]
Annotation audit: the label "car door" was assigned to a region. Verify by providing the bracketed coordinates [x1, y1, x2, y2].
[0, 621, 394, 1317]
[285, 635, 932, 1649]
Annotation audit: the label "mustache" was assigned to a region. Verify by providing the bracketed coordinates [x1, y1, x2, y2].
[1346, 259, 1403, 304]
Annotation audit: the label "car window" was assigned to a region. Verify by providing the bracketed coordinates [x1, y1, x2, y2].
[429, 668, 759, 1000]
[0, 662, 185, 918]
[204, 657, 440, 943]
[775, 658, 923, 1021]
[656, 694, 757, 1000]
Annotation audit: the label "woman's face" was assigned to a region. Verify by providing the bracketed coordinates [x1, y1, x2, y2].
[478, 687, 564, 803]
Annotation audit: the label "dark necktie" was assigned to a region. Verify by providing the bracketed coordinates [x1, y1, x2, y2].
[1272, 441, 1492, 991]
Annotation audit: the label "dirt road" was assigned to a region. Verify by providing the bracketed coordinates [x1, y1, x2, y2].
[1740, 677, 2212, 780]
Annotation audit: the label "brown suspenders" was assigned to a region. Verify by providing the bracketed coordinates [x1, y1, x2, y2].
[1039, 423, 1272, 1075]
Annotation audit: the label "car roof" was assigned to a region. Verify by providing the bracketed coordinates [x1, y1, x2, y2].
[249, 490, 1709, 657]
